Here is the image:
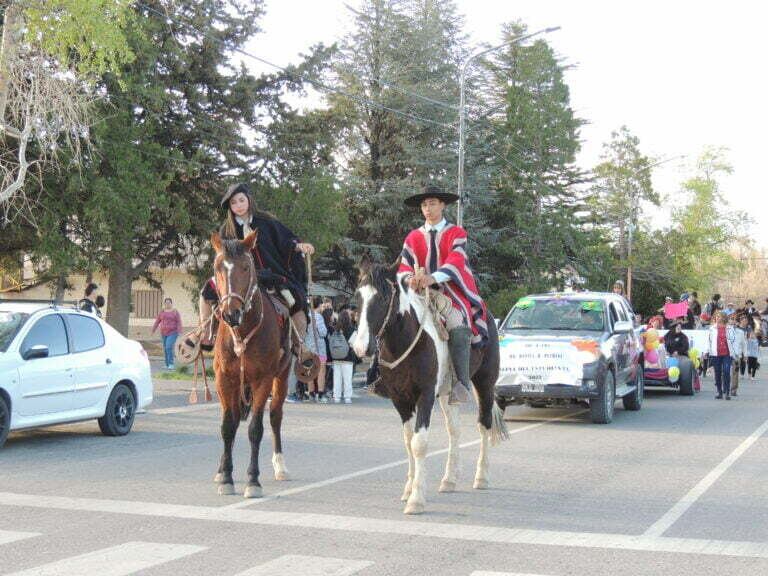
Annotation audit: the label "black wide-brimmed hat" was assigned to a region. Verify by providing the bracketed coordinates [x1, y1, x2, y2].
[220, 182, 252, 208]
[404, 185, 459, 208]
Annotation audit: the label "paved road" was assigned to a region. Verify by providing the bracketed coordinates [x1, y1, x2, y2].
[2, 367, 768, 575]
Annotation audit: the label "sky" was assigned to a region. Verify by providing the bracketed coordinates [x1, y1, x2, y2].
[244, 0, 767, 246]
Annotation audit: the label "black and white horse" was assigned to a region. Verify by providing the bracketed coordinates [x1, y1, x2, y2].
[353, 257, 508, 515]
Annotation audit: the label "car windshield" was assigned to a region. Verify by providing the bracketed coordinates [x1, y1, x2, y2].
[503, 298, 605, 332]
[0, 310, 29, 352]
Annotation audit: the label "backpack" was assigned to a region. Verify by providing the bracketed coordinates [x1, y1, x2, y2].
[328, 329, 350, 360]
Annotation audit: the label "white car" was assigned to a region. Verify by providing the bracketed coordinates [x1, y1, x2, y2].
[0, 301, 153, 448]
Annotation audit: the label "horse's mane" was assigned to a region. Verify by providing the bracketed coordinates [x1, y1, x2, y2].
[370, 265, 396, 299]
[223, 239, 247, 259]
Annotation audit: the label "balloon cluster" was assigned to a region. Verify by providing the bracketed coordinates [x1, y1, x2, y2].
[667, 356, 681, 383]
[689, 348, 701, 369]
[643, 328, 661, 364]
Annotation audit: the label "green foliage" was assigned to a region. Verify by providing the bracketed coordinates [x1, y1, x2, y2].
[22, 0, 135, 78]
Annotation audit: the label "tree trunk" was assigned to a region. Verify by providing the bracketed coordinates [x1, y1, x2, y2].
[105, 253, 132, 336]
[54, 273, 68, 302]
[0, 3, 22, 129]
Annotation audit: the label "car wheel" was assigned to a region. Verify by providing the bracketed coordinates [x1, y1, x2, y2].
[0, 395, 9, 449]
[98, 384, 136, 436]
[590, 368, 615, 424]
[622, 367, 643, 411]
[678, 357, 694, 396]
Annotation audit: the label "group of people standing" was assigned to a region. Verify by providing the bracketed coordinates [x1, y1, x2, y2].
[298, 298, 360, 404]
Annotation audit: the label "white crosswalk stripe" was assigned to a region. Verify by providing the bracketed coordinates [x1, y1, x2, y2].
[4, 541, 206, 576]
[0, 530, 40, 546]
[234, 554, 373, 576]
[471, 572, 550, 576]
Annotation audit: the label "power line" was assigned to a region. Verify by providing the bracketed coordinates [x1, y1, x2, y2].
[136, 2, 456, 131]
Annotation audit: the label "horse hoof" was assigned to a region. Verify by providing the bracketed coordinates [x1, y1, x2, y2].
[439, 480, 456, 493]
[473, 478, 489, 490]
[274, 471, 290, 481]
[218, 483, 235, 496]
[213, 473, 224, 483]
[244, 484, 263, 499]
[403, 501, 425, 515]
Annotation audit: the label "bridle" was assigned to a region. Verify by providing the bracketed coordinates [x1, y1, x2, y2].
[217, 252, 259, 316]
[372, 278, 427, 370]
[216, 251, 265, 407]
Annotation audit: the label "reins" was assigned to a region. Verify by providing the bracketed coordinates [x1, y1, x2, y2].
[377, 278, 430, 371]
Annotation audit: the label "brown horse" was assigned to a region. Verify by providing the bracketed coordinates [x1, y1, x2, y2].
[352, 257, 508, 514]
[210, 232, 292, 498]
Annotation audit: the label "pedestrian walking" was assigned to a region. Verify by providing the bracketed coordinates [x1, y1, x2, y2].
[152, 298, 182, 370]
[747, 330, 760, 380]
[329, 308, 358, 404]
[304, 297, 329, 402]
[706, 311, 739, 400]
[731, 315, 748, 397]
[321, 304, 335, 397]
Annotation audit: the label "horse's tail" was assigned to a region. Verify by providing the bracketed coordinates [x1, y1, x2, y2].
[489, 402, 509, 446]
[239, 400, 251, 421]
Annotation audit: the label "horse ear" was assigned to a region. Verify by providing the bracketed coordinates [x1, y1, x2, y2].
[387, 256, 402, 278]
[358, 253, 372, 273]
[243, 230, 258, 251]
[211, 233, 222, 253]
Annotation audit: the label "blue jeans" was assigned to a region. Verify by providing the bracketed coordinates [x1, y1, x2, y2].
[711, 355, 732, 395]
[162, 333, 178, 368]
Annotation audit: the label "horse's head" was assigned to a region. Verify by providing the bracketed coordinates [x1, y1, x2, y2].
[211, 231, 258, 328]
[352, 255, 401, 358]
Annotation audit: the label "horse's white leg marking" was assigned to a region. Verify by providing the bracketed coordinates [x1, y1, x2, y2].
[353, 285, 376, 358]
[272, 452, 290, 482]
[473, 424, 491, 490]
[401, 419, 415, 501]
[438, 394, 460, 493]
[404, 427, 429, 515]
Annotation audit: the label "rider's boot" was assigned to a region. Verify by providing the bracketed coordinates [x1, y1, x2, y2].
[448, 326, 473, 404]
[199, 297, 215, 351]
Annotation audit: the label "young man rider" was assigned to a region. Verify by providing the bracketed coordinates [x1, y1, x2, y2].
[397, 185, 490, 404]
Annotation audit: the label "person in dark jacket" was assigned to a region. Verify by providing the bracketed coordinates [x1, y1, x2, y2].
[79, 283, 100, 316]
[665, 320, 690, 357]
[198, 183, 315, 345]
[330, 308, 359, 403]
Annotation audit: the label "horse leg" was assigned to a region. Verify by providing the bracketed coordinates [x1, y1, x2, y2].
[215, 407, 239, 495]
[473, 368, 507, 490]
[401, 418, 415, 501]
[438, 394, 461, 492]
[245, 384, 271, 498]
[404, 388, 434, 515]
[270, 376, 290, 481]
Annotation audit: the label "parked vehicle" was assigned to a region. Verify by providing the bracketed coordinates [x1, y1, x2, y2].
[0, 300, 153, 448]
[495, 292, 643, 424]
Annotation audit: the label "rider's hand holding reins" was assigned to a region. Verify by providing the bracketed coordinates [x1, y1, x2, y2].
[295, 242, 315, 255]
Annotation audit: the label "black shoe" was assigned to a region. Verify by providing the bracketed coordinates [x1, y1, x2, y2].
[726, 395, 731, 400]
[716, 394, 723, 399]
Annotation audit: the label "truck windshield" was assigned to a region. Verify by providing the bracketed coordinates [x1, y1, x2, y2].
[0, 311, 29, 352]
[503, 299, 605, 332]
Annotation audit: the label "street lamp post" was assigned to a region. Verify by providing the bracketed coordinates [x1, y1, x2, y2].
[625, 155, 686, 301]
[456, 26, 561, 227]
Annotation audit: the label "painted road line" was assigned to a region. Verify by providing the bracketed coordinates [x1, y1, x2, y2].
[4, 541, 206, 576]
[644, 417, 768, 537]
[472, 573, 549, 576]
[2, 491, 768, 560]
[0, 530, 40, 546]
[234, 554, 373, 576]
[150, 403, 219, 415]
[224, 410, 588, 510]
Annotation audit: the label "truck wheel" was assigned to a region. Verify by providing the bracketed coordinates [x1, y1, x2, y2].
[622, 367, 644, 411]
[98, 384, 136, 436]
[0, 395, 9, 449]
[678, 357, 694, 396]
[590, 369, 615, 424]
